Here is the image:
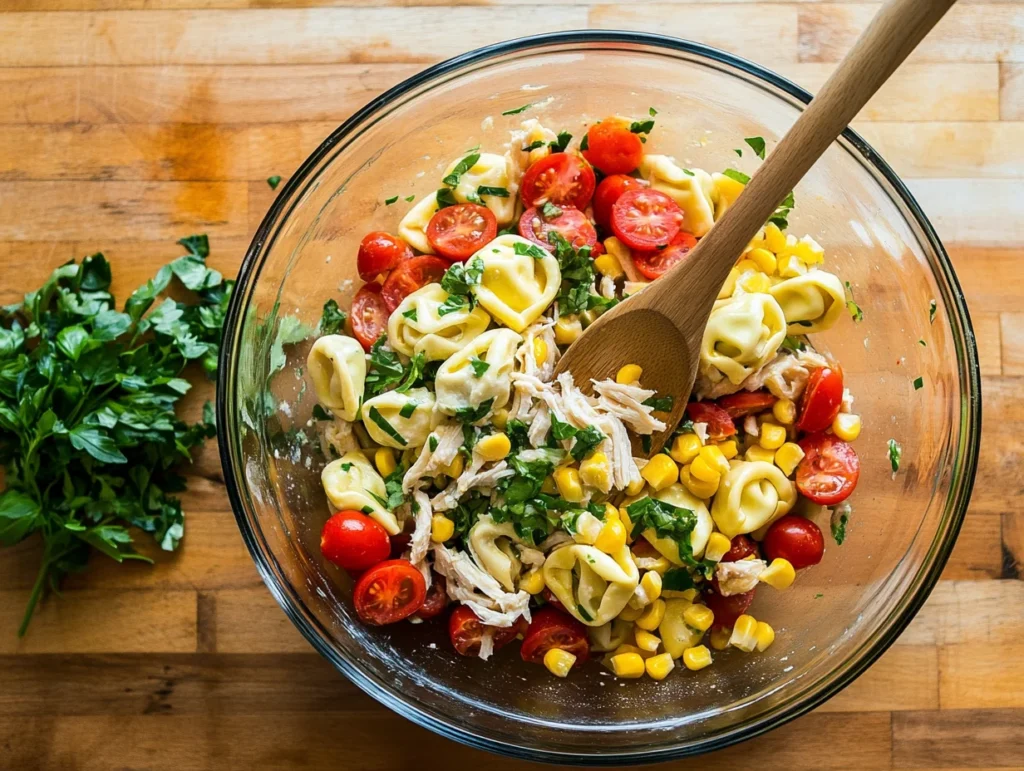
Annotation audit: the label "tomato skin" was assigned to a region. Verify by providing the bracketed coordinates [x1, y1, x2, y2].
[702, 578, 755, 630]
[796, 366, 844, 432]
[542, 588, 567, 613]
[518, 206, 597, 251]
[716, 390, 778, 419]
[448, 606, 525, 657]
[357, 231, 412, 282]
[631, 231, 697, 280]
[796, 432, 861, 506]
[416, 574, 449, 620]
[763, 515, 825, 570]
[520, 153, 596, 211]
[380, 255, 448, 312]
[685, 401, 737, 441]
[320, 510, 391, 573]
[352, 559, 426, 626]
[425, 203, 497, 262]
[721, 534, 759, 563]
[611, 188, 684, 251]
[351, 282, 389, 351]
[520, 608, 590, 664]
[583, 119, 644, 175]
[593, 174, 644, 230]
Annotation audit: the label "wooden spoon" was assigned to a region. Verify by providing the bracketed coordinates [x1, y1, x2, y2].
[555, 0, 957, 453]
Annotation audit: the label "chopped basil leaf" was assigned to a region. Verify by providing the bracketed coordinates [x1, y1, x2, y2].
[642, 395, 673, 412]
[502, 103, 534, 116]
[442, 153, 481, 188]
[368, 491, 391, 510]
[541, 201, 563, 219]
[405, 194, 415, 202]
[681, 168, 695, 177]
[662, 568, 695, 591]
[318, 298, 347, 335]
[745, 136, 767, 160]
[506, 419, 529, 453]
[361, 506, 374, 515]
[368, 406, 407, 446]
[830, 502, 851, 545]
[312, 404, 332, 421]
[676, 418, 695, 435]
[649, 106, 658, 117]
[477, 185, 509, 198]
[399, 400, 418, 419]
[438, 294, 469, 317]
[570, 425, 605, 462]
[814, 593, 824, 599]
[887, 438, 902, 474]
[522, 140, 545, 152]
[549, 131, 572, 153]
[918, 339, 927, 347]
[395, 351, 426, 394]
[341, 463, 354, 471]
[630, 119, 655, 135]
[550, 414, 578, 442]
[733, 148, 743, 157]
[364, 335, 405, 398]
[435, 187, 459, 208]
[929, 299, 937, 324]
[267, 175, 282, 190]
[470, 357, 490, 378]
[576, 604, 594, 623]
[454, 397, 494, 424]
[384, 195, 399, 205]
[722, 168, 750, 184]
[513, 241, 548, 261]
[441, 257, 483, 296]
[429, 435, 439, 452]
[580, 133, 589, 152]
[626, 496, 714, 577]
[913, 376, 924, 390]
[402, 308, 417, 321]
[781, 335, 806, 352]
[844, 281, 864, 322]
[641, 435, 652, 455]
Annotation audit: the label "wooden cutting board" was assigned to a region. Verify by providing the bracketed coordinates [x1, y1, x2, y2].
[0, 2, 1021, 769]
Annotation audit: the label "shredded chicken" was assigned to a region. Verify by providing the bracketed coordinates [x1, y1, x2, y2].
[692, 422, 709, 444]
[519, 546, 546, 569]
[321, 418, 359, 458]
[744, 414, 759, 438]
[407, 487, 434, 588]
[402, 422, 462, 493]
[599, 275, 617, 300]
[432, 456, 514, 511]
[716, 558, 768, 596]
[478, 628, 496, 661]
[509, 314, 557, 421]
[591, 379, 667, 435]
[527, 404, 552, 448]
[432, 543, 531, 628]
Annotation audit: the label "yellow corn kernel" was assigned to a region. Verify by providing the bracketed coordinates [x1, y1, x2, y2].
[764, 222, 786, 253]
[774, 442, 805, 476]
[374, 447, 397, 478]
[604, 503, 620, 523]
[680, 465, 719, 499]
[760, 558, 796, 591]
[832, 412, 862, 442]
[754, 621, 776, 652]
[594, 517, 627, 554]
[683, 604, 715, 633]
[617, 506, 635, 543]
[689, 455, 722, 485]
[698, 444, 730, 476]
[541, 475, 558, 495]
[704, 532, 732, 562]
[772, 398, 796, 425]
[729, 614, 759, 652]
[777, 253, 807, 278]
[745, 445, 776, 464]
[491, 408, 509, 430]
[759, 423, 787, 451]
[736, 271, 772, 294]
[645, 652, 676, 680]
[476, 432, 511, 462]
[636, 599, 666, 631]
[748, 247, 777, 274]
[682, 645, 713, 671]
[710, 627, 731, 651]
[735, 258, 760, 274]
[554, 316, 583, 345]
[641, 454, 679, 491]
[640, 571, 663, 603]
[430, 514, 455, 543]
[554, 466, 583, 503]
[618, 604, 644, 622]
[544, 648, 577, 678]
[624, 477, 646, 496]
[635, 628, 661, 653]
[609, 652, 646, 678]
[670, 433, 703, 465]
[793, 235, 825, 265]
[594, 253, 625, 279]
[444, 453, 465, 479]
[616, 363, 643, 385]
[533, 337, 549, 365]
[579, 451, 611, 491]
[718, 439, 738, 460]
[520, 568, 545, 595]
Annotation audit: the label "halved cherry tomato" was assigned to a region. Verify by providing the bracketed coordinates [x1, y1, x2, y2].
[381, 255, 448, 312]
[352, 559, 426, 626]
[542, 588, 567, 613]
[590, 241, 605, 257]
[425, 203, 496, 262]
[685, 401, 737, 441]
[796, 432, 861, 505]
[702, 578, 755, 630]
[320, 510, 390, 573]
[448, 606, 526, 657]
[416, 574, 449, 620]
[610, 188, 684, 251]
[520, 153, 596, 211]
[582, 119, 644, 175]
[518, 205, 597, 251]
[716, 390, 779, 419]
[520, 607, 590, 664]
[763, 515, 825, 570]
[357, 231, 412, 282]
[631, 231, 697, 280]
[351, 282, 389, 351]
[721, 534, 759, 563]
[593, 174, 645, 230]
[796, 366, 844, 432]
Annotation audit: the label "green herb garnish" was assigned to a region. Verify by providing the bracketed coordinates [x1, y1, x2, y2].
[405, 194, 416, 202]
[395, 352, 426, 394]
[733, 149, 743, 157]
[438, 294, 469, 317]
[745, 136, 767, 160]
[442, 153, 481, 187]
[781, 335, 806, 352]
[550, 131, 572, 153]
[454, 398, 494, 425]
[477, 186, 509, 198]
[402, 308, 417, 322]
[522, 140, 545, 152]
[368, 406, 407, 446]
[722, 168, 750, 184]
[502, 103, 534, 116]
[662, 568, 695, 592]
[918, 339, 927, 347]
[441, 257, 484, 296]
[364, 335, 405, 398]
[913, 376, 923, 391]
[579, 133, 589, 152]
[630, 119, 655, 135]
[649, 107, 658, 117]
[267, 175, 282, 189]
[830, 502, 851, 545]
[626, 497, 714, 577]
[845, 281, 864, 322]
[642, 395, 673, 412]
[399, 401, 418, 419]
[887, 439, 902, 473]
[312, 404, 332, 421]
[541, 201, 563, 219]
[470, 357, 490, 378]
[384, 195, 399, 205]
[929, 300, 937, 324]
[429, 435, 439, 452]
[576, 605, 594, 622]
[318, 299, 347, 335]
[436, 187, 459, 208]
[514, 241, 548, 261]
[570, 426, 605, 462]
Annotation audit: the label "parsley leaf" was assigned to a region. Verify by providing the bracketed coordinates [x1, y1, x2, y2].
[580, 133, 589, 152]
[541, 201, 563, 219]
[913, 376, 924, 390]
[312, 404, 333, 421]
[845, 281, 864, 322]
[502, 103, 534, 116]
[649, 107, 658, 117]
[662, 568, 695, 591]
[477, 186, 509, 198]
[929, 299, 937, 324]
[830, 502, 851, 545]
[470, 357, 490, 378]
[506, 419, 529, 452]
[642, 395, 673, 412]
[364, 335, 405, 398]
[570, 426, 605, 462]
[744, 136, 767, 160]
[454, 398, 494, 424]
[395, 352, 426, 394]
[399, 401, 418, 419]
[267, 175, 282, 190]
[626, 497, 715, 578]
[384, 195, 399, 205]
[441, 257, 483, 296]
[549, 131, 572, 153]
[405, 194, 416, 202]
[402, 308, 417, 322]
[630, 119, 655, 135]
[368, 406, 407, 446]
[722, 168, 750, 184]
[522, 140, 545, 152]
[513, 241, 548, 261]
[318, 299, 347, 335]
[438, 294, 469, 317]
[781, 335, 806, 352]
[887, 438, 902, 474]
[436, 187, 459, 208]
[442, 153, 480, 188]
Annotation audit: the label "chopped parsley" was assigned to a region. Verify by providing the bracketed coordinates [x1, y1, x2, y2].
[570, 426, 605, 462]
[649, 106, 658, 117]
[441, 257, 483, 296]
[368, 406, 407, 446]
[405, 194, 416, 202]
[399, 400, 418, 419]
[626, 497, 714, 578]
[522, 140, 545, 152]
[502, 102, 534, 116]
[662, 568, 696, 592]
[830, 502, 851, 545]
[918, 339, 927, 347]
[781, 335, 806, 352]
[513, 241, 548, 261]
[579, 133, 589, 152]
[550, 131, 572, 153]
[913, 376, 924, 390]
[929, 299, 937, 324]
[887, 438, 902, 474]
[312, 404, 332, 421]
[384, 195, 399, 205]
[550, 414, 578, 442]
[435, 187, 459, 208]
[382, 465, 407, 510]
[745, 136, 767, 160]
[429, 435, 439, 452]
[722, 168, 750, 184]
[394, 351, 426, 394]
[733, 148, 743, 157]
[470, 357, 490, 378]
[477, 185, 509, 198]
[267, 175, 282, 190]
[814, 593, 824, 599]
[438, 294, 469, 317]
[402, 308, 418, 321]
[630, 119, 655, 135]
[769, 190, 795, 230]
[541, 201, 563, 219]
[454, 397, 494, 424]
[442, 153, 480, 187]
[845, 281, 864, 322]
[547, 232, 599, 317]
[364, 336, 405, 398]
[318, 298, 347, 335]
[642, 395, 674, 412]
[341, 463, 354, 472]
[506, 419, 530, 452]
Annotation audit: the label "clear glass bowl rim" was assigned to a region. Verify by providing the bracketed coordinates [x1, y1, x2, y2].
[217, 30, 982, 765]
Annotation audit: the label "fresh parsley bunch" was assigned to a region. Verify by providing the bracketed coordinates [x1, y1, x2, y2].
[0, 236, 230, 635]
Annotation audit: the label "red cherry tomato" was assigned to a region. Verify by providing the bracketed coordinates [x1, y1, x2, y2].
[518, 205, 597, 251]
[542, 588, 567, 613]
[416, 574, 449, 620]
[631, 231, 697, 280]
[590, 241, 605, 257]
[592, 174, 645, 230]
[357, 231, 412, 282]
[796, 366, 844, 432]
[380, 255, 448, 313]
[702, 578, 755, 630]
[716, 390, 779, 419]
[685, 401, 737, 441]
[520, 153, 596, 211]
[796, 432, 861, 506]
[582, 118, 644, 175]
[320, 510, 390, 573]
[350, 282, 389, 351]
[631, 539, 660, 559]
[520, 608, 590, 664]
[425, 203, 497, 262]
[448, 606, 526, 657]
[610, 188, 684, 251]
[352, 559, 426, 626]
[763, 515, 825, 570]
[721, 534, 759, 563]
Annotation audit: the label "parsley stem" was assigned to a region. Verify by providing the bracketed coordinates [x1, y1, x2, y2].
[18, 549, 53, 637]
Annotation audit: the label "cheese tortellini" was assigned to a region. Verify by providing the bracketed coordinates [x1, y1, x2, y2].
[640, 155, 716, 237]
[701, 292, 787, 386]
[387, 283, 490, 361]
[711, 171, 746, 221]
[542, 544, 639, 627]
[306, 334, 365, 422]
[640, 484, 714, 563]
[435, 328, 521, 415]
[398, 192, 441, 254]
[444, 152, 516, 226]
[468, 515, 528, 592]
[770, 269, 846, 334]
[472, 235, 561, 333]
[321, 452, 400, 535]
[361, 387, 438, 449]
[660, 599, 707, 658]
[711, 460, 796, 538]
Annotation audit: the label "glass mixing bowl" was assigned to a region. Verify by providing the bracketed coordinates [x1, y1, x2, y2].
[217, 31, 981, 764]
